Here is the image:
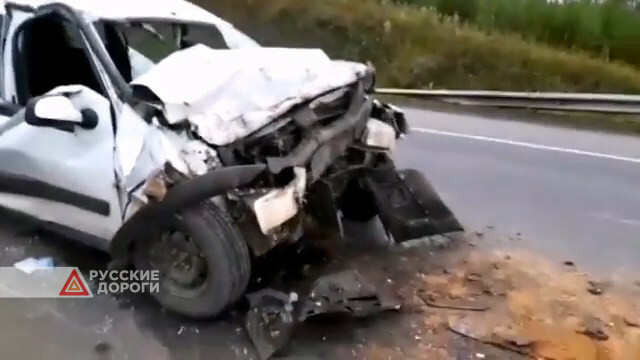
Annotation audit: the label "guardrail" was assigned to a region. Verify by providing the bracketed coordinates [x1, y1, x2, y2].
[375, 88, 640, 114]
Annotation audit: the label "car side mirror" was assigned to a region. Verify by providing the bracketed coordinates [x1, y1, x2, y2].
[25, 95, 98, 131]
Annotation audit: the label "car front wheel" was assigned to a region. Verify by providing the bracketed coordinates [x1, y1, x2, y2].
[132, 202, 250, 318]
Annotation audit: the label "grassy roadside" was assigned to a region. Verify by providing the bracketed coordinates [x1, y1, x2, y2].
[395, 0, 640, 69]
[205, 0, 640, 93]
[200, 0, 640, 132]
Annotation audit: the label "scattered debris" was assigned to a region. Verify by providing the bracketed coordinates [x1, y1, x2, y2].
[14, 257, 54, 274]
[447, 314, 531, 355]
[419, 294, 490, 312]
[586, 280, 608, 295]
[245, 270, 401, 359]
[466, 272, 482, 282]
[400, 235, 450, 249]
[96, 316, 113, 334]
[448, 314, 489, 340]
[298, 270, 401, 319]
[624, 316, 640, 328]
[245, 289, 297, 360]
[578, 317, 609, 341]
[491, 326, 533, 350]
[3, 245, 25, 257]
[94, 342, 112, 355]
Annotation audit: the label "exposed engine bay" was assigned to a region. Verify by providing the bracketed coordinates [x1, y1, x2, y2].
[189, 78, 460, 257]
[118, 44, 462, 267]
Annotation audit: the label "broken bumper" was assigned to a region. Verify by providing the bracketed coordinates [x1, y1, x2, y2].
[242, 82, 374, 236]
[363, 167, 464, 242]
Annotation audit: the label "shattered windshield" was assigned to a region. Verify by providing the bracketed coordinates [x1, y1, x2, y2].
[95, 20, 259, 81]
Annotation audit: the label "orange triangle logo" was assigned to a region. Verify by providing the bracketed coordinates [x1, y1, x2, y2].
[59, 269, 90, 296]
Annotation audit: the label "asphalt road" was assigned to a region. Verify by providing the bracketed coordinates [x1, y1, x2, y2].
[397, 106, 640, 274]
[0, 106, 638, 359]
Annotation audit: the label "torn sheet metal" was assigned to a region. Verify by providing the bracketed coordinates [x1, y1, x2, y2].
[245, 289, 298, 360]
[179, 140, 220, 176]
[299, 270, 402, 319]
[244, 270, 401, 359]
[130, 44, 369, 146]
[119, 133, 220, 219]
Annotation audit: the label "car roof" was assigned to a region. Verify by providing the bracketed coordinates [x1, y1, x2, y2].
[2, 0, 231, 26]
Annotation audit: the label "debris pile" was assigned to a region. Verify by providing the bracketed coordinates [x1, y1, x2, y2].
[244, 270, 402, 359]
[395, 248, 640, 359]
[238, 234, 640, 359]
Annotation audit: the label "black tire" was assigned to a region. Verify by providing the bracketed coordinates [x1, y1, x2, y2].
[339, 178, 378, 222]
[132, 202, 250, 319]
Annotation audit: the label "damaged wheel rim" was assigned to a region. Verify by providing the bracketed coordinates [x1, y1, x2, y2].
[148, 229, 209, 299]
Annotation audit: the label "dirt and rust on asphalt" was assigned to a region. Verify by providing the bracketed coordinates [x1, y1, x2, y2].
[2, 222, 640, 360]
[273, 228, 640, 360]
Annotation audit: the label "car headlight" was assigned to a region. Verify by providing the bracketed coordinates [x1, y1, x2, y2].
[362, 119, 396, 150]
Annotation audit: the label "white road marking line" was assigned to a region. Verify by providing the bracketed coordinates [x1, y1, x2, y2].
[412, 127, 640, 164]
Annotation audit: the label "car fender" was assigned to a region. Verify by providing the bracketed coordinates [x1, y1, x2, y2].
[109, 164, 266, 268]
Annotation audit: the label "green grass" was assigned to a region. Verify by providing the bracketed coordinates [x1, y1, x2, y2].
[395, 0, 640, 68]
[202, 0, 640, 94]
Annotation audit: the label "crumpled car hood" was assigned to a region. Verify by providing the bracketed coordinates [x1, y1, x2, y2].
[130, 44, 369, 146]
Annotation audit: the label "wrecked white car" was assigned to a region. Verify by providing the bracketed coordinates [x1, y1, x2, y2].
[0, 0, 462, 317]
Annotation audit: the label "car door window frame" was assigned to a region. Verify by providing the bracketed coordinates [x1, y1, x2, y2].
[12, 13, 107, 105]
[7, 4, 129, 108]
[0, 11, 4, 97]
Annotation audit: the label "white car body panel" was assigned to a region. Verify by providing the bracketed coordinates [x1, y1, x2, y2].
[0, 86, 122, 239]
[0, 193, 115, 242]
[0, 0, 372, 244]
[131, 44, 368, 145]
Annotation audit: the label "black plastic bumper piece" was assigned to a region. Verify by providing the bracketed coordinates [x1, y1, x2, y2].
[363, 167, 463, 242]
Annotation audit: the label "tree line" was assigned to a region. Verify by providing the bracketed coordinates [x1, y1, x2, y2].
[395, 0, 640, 67]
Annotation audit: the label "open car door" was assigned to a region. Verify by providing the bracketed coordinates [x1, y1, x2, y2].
[0, 87, 122, 247]
[0, 7, 125, 248]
